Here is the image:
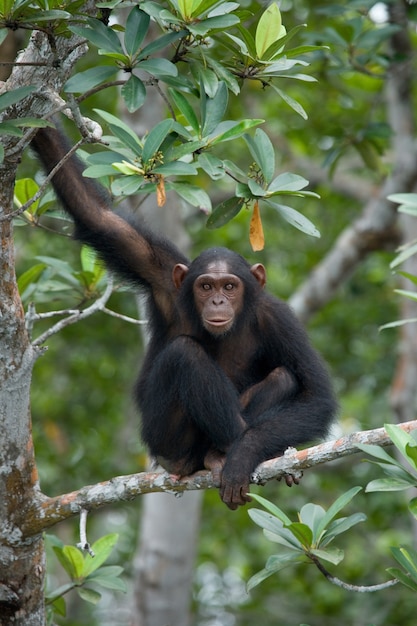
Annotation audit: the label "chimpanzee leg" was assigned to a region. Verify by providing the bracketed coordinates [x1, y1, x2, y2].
[136, 335, 245, 474]
[221, 368, 335, 509]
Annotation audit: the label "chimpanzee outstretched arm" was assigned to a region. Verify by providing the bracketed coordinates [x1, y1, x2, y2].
[31, 126, 189, 322]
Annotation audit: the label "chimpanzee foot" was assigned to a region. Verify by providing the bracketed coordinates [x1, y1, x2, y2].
[204, 449, 227, 487]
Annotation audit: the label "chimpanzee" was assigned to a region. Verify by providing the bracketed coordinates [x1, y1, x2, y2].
[31, 125, 337, 509]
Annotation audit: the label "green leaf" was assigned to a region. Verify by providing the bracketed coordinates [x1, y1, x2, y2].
[315, 486, 362, 541]
[121, 75, 146, 112]
[248, 493, 291, 525]
[94, 109, 143, 157]
[270, 83, 307, 119]
[18, 263, 46, 296]
[246, 567, 275, 591]
[249, 494, 292, 525]
[287, 522, 313, 547]
[255, 3, 285, 59]
[197, 153, 224, 179]
[46, 582, 74, 604]
[366, 477, 415, 492]
[386, 567, 417, 592]
[53, 546, 84, 580]
[408, 497, 417, 520]
[299, 503, 326, 544]
[388, 192, 417, 206]
[83, 164, 120, 178]
[261, 24, 307, 61]
[140, 58, 178, 77]
[87, 567, 127, 592]
[0, 85, 36, 111]
[356, 442, 400, 465]
[206, 196, 245, 228]
[390, 241, 417, 269]
[268, 172, 309, 193]
[154, 161, 198, 176]
[70, 20, 123, 54]
[202, 81, 228, 137]
[65, 66, 117, 93]
[140, 30, 186, 58]
[309, 547, 344, 566]
[77, 587, 102, 604]
[188, 14, 239, 36]
[170, 89, 200, 134]
[321, 513, 367, 546]
[198, 67, 219, 98]
[391, 546, 417, 582]
[385, 423, 417, 459]
[265, 201, 320, 237]
[244, 129, 275, 184]
[248, 509, 289, 536]
[27, 9, 71, 20]
[209, 119, 264, 145]
[263, 528, 304, 551]
[82, 533, 119, 577]
[142, 119, 174, 164]
[205, 56, 240, 95]
[125, 7, 150, 57]
[111, 177, 143, 196]
[170, 182, 211, 211]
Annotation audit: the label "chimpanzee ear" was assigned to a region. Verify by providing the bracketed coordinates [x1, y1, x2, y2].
[250, 263, 266, 288]
[172, 263, 189, 289]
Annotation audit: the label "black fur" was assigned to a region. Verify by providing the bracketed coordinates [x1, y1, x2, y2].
[31, 126, 337, 509]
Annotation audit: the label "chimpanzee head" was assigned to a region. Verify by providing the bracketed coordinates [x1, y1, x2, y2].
[172, 248, 266, 336]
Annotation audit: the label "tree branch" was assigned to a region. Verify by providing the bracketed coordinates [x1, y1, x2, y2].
[24, 420, 417, 537]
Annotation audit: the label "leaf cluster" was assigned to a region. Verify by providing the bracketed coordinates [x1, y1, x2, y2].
[45, 533, 126, 620]
[358, 424, 417, 593]
[247, 487, 365, 591]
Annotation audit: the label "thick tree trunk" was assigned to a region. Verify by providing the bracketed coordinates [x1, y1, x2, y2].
[0, 152, 45, 624]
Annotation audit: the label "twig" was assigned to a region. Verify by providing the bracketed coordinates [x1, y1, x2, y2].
[309, 551, 398, 593]
[76, 509, 95, 557]
[32, 278, 114, 346]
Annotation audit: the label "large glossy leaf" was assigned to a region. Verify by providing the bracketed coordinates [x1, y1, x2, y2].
[94, 109, 143, 157]
[65, 66, 117, 93]
[169, 89, 200, 134]
[315, 486, 362, 541]
[140, 58, 178, 77]
[320, 513, 367, 546]
[0, 85, 36, 110]
[121, 75, 146, 112]
[202, 81, 228, 137]
[265, 201, 320, 237]
[70, 20, 123, 54]
[244, 129, 274, 184]
[82, 534, 119, 577]
[124, 7, 150, 57]
[209, 119, 263, 145]
[139, 30, 186, 58]
[188, 13, 239, 36]
[170, 182, 211, 212]
[310, 547, 344, 565]
[206, 196, 244, 228]
[255, 3, 285, 59]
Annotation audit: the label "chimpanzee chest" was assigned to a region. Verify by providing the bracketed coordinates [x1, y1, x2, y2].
[214, 339, 268, 391]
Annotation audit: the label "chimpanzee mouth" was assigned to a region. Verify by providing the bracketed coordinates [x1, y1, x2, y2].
[206, 318, 232, 327]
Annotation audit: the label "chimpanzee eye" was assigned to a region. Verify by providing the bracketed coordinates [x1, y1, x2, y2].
[201, 283, 211, 290]
[224, 283, 235, 291]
